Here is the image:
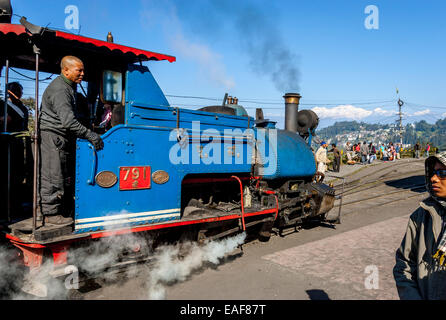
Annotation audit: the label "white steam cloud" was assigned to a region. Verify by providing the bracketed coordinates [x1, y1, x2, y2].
[0, 245, 25, 298]
[171, 33, 235, 90]
[0, 230, 246, 300]
[148, 232, 246, 300]
[140, 0, 235, 90]
[0, 244, 66, 299]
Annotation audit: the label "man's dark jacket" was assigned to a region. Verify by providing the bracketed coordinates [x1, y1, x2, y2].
[40, 75, 89, 138]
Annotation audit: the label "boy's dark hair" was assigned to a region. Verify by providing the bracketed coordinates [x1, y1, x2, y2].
[6, 82, 23, 96]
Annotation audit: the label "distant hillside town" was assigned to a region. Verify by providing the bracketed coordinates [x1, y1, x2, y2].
[315, 120, 446, 151]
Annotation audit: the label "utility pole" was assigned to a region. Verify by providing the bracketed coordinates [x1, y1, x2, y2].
[396, 87, 404, 145]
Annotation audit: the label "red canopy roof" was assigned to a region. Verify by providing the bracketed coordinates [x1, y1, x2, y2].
[0, 23, 176, 63]
[54, 30, 176, 63]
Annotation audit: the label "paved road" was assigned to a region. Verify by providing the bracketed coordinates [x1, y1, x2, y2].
[80, 159, 427, 300]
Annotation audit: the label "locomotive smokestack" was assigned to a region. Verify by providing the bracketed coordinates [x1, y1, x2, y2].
[284, 92, 301, 132]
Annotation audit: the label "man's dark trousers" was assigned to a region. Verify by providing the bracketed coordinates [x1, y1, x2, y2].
[38, 130, 75, 217]
[333, 156, 341, 172]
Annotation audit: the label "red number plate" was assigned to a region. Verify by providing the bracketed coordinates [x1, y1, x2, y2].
[119, 166, 151, 190]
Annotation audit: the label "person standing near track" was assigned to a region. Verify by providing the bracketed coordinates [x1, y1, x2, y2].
[393, 151, 446, 299]
[382, 148, 389, 161]
[425, 143, 431, 158]
[345, 141, 353, 162]
[315, 141, 331, 182]
[360, 141, 369, 164]
[379, 143, 385, 160]
[368, 143, 377, 164]
[414, 142, 421, 159]
[329, 143, 341, 173]
[396, 143, 401, 160]
[389, 143, 396, 162]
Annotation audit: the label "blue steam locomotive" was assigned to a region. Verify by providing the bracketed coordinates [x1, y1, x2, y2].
[0, 2, 335, 295]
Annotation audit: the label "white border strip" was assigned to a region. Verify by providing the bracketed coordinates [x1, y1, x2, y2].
[76, 208, 181, 224]
[75, 212, 181, 230]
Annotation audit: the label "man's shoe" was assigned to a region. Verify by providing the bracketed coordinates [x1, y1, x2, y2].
[44, 215, 73, 226]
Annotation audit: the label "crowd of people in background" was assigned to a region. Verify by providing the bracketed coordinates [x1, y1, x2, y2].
[319, 141, 437, 173]
[343, 141, 397, 165]
[343, 141, 435, 165]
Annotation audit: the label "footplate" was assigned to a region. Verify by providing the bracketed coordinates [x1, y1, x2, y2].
[33, 225, 73, 241]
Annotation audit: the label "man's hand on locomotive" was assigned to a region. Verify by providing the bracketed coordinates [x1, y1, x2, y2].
[86, 129, 104, 150]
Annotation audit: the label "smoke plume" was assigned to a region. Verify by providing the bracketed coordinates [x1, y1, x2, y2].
[218, 1, 301, 93]
[140, 0, 300, 93]
[172, 0, 301, 93]
[140, 0, 236, 90]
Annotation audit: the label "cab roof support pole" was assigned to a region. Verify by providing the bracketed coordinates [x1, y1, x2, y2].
[3, 59, 11, 222]
[32, 49, 40, 234]
[3, 59, 8, 133]
[6, 136, 10, 222]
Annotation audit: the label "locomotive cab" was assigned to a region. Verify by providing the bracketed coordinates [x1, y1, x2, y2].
[0, 18, 175, 238]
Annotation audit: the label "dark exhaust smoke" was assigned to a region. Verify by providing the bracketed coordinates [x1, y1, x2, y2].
[174, 0, 301, 93]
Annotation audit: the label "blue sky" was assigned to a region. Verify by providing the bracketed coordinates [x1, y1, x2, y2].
[5, 0, 446, 128]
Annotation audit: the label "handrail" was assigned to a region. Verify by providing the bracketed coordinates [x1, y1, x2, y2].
[32, 52, 39, 234]
[231, 175, 246, 231]
[87, 143, 97, 185]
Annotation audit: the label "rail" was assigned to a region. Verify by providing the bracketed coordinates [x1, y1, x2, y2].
[87, 143, 98, 185]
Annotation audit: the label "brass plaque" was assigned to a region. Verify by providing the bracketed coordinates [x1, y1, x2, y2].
[152, 170, 169, 184]
[95, 171, 118, 188]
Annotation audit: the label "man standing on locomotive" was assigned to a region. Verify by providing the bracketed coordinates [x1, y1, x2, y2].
[38, 55, 103, 226]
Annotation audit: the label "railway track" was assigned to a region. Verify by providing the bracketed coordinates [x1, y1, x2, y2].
[338, 169, 425, 197]
[330, 159, 424, 192]
[329, 159, 424, 194]
[330, 160, 427, 212]
[334, 183, 426, 208]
